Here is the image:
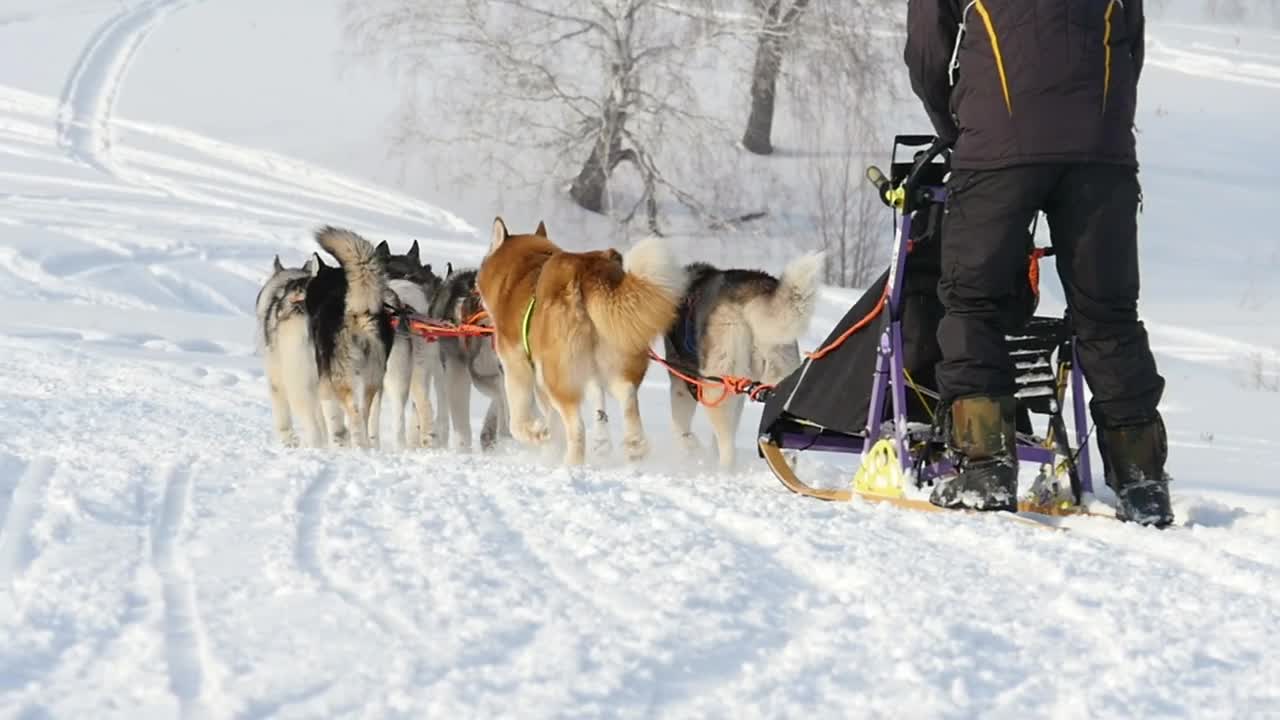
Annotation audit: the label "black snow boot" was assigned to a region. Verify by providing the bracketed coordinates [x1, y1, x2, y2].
[930, 395, 1019, 512]
[1096, 414, 1175, 528]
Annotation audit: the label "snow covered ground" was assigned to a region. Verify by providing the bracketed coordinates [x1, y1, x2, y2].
[0, 1, 1278, 718]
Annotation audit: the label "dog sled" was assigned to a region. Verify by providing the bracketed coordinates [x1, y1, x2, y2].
[756, 135, 1114, 522]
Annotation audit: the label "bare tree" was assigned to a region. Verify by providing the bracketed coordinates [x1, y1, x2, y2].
[342, 0, 734, 234]
[733, 0, 896, 156]
[812, 149, 883, 287]
[741, 0, 811, 154]
[776, 0, 899, 286]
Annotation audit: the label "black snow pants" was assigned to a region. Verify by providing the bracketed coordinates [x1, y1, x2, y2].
[935, 163, 1165, 429]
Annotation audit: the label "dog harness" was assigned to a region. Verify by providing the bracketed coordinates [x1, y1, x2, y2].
[521, 297, 535, 359]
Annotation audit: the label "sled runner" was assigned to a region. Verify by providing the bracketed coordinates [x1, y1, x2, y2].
[756, 135, 1112, 522]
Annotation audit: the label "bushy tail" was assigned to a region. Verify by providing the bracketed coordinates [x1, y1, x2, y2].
[315, 225, 386, 316]
[743, 251, 824, 345]
[585, 236, 687, 357]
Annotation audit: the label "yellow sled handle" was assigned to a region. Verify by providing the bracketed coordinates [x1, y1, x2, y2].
[865, 166, 906, 210]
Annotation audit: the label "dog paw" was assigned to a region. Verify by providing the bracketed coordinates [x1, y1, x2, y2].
[678, 432, 701, 453]
[278, 431, 300, 449]
[623, 433, 649, 461]
[513, 419, 550, 446]
[591, 432, 613, 457]
[563, 444, 586, 466]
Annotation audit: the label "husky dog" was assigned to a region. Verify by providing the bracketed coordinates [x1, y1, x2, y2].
[374, 239, 451, 448]
[307, 226, 395, 449]
[370, 279, 432, 449]
[255, 253, 326, 448]
[430, 265, 511, 452]
[663, 253, 823, 469]
[477, 218, 685, 466]
[378, 238, 445, 288]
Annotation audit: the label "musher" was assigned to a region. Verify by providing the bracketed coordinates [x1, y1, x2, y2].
[903, 0, 1175, 526]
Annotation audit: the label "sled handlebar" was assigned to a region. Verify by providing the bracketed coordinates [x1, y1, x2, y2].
[864, 165, 898, 207]
[865, 137, 953, 211]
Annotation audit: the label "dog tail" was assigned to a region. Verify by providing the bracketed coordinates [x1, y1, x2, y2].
[315, 225, 386, 317]
[743, 251, 824, 345]
[584, 236, 686, 357]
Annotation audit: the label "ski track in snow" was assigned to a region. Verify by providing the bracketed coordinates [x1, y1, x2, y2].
[0, 456, 53, 592]
[1147, 35, 1280, 89]
[149, 462, 223, 720]
[294, 465, 421, 642]
[56, 0, 204, 176]
[0, 0, 476, 321]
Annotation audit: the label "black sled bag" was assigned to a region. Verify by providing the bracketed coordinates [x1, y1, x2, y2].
[758, 204, 944, 439]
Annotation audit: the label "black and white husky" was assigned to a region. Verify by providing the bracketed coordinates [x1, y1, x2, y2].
[255, 253, 326, 448]
[307, 226, 396, 449]
[663, 253, 824, 469]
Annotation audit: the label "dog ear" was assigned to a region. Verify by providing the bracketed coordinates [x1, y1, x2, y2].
[304, 253, 322, 277]
[446, 262, 453, 277]
[272, 255, 284, 273]
[408, 239, 420, 264]
[490, 217, 509, 251]
[534, 221, 548, 237]
[374, 240, 390, 260]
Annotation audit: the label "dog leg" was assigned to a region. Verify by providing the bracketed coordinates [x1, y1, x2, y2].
[410, 354, 432, 449]
[446, 354, 473, 451]
[367, 389, 383, 450]
[319, 382, 349, 447]
[608, 377, 648, 462]
[355, 382, 380, 450]
[496, 386, 511, 439]
[284, 375, 326, 449]
[704, 394, 745, 470]
[480, 400, 501, 451]
[668, 378, 700, 454]
[340, 382, 371, 450]
[267, 375, 299, 447]
[324, 399, 349, 447]
[588, 379, 612, 457]
[546, 391, 586, 466]
[385, 373, 411, 452]
[476, 370, 507, 452]
[502, 353, 549, 447]
[431, 357, 451, 447]
[390, 383, 410, 451]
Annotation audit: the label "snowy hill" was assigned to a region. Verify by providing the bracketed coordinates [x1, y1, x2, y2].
[0, 1, 1278, 718]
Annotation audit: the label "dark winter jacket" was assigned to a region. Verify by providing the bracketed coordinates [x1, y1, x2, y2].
[904, 0, 1145, 169]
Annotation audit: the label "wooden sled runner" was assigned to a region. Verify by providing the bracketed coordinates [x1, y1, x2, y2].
[758, 438, 1092, 532]
[755, 135, 1120, 528]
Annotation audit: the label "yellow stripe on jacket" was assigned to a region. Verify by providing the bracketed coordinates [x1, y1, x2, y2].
[974, 0, 1012, 115]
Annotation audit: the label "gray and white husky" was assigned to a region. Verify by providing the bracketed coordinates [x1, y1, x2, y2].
[430, 267, 513, 452]
[374, 239, 451, 449]
[255, 253, 326, 448]
[663, 252, 824, 469]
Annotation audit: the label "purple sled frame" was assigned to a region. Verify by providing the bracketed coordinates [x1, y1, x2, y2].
[770, 186, 1095, 497]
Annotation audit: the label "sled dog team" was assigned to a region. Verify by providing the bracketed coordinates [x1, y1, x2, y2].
[255, 220, 824, 468]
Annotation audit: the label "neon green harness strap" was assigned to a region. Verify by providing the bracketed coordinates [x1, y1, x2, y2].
[521, 297, 536, 359]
